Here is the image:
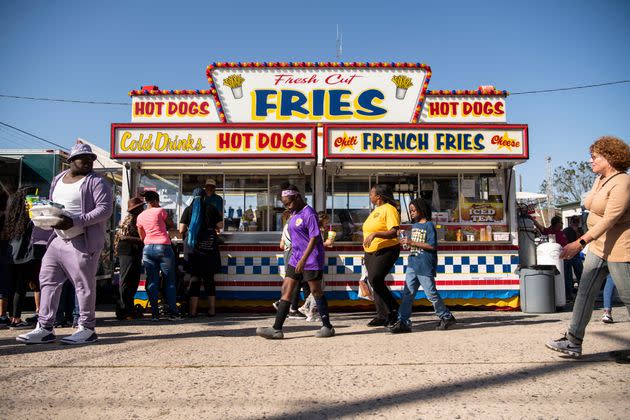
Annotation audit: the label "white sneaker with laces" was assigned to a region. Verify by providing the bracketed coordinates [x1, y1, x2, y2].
[16, 324, 56, 344]
[601, 312, 614, 324]
[60, 325, 98, 345]
[545, 334, 582, 358]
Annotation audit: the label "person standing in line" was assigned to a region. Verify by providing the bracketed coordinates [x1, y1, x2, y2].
[179, 187, 222, 317]
[601, 275, 617, 324]
[256, 184, 334, 339]
[391, 198, 456, 333]
[114, 197, 145, 320]
[362, 184, 401, 327]
[204, 178, 224, 217]
[17, 142, 113, 344]
[3, 187, 48, 329]
[562, 215, 584, 300]
[546, 136, 630, 358]
[136, 190, 180, 320]
[530, 215, 568, 247]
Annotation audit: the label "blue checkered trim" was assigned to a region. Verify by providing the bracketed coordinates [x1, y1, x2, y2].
[224, 253, 519, 276]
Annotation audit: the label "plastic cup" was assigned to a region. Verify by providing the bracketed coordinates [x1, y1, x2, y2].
[327, 230, 336, 243]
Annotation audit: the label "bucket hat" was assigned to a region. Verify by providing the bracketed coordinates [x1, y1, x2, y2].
[68, 141, 97, 161]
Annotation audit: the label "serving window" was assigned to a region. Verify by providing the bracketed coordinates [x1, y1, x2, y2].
[326, 170, 508, 243]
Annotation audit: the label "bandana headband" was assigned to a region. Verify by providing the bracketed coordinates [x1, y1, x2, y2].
[281, 190, 299, 197]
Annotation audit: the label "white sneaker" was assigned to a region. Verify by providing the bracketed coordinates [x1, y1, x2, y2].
[16, 324, 56, 344]
[60, 325, 98, 345]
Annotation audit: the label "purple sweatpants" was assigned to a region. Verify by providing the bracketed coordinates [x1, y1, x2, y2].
[38, 236, 100, 329]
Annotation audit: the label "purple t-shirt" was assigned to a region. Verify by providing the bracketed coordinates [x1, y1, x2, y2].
[288, 205, 325, 270]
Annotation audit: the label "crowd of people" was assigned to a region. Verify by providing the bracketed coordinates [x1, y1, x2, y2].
[0, 136, 628, 358]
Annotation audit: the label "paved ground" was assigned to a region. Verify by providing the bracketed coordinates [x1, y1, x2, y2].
[1, 306, 629, 419]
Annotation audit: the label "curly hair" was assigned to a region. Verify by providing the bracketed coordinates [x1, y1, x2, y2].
[2, 186, 35, 240]
[590, 136, 630, 172]
[410, 198, 432, 222]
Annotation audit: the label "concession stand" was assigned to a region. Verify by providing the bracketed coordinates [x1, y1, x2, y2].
[111, 62, 528, 310]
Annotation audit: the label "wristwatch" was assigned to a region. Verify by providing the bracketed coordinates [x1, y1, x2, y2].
[579, 239, 587, 249]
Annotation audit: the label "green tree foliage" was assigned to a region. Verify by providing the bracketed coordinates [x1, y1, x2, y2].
[539, 161, 595, 204]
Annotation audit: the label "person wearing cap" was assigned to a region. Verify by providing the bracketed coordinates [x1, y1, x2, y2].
[204, 178, 224, 216]
[114, 197, 145, 320]
[17, 141, 113, 345]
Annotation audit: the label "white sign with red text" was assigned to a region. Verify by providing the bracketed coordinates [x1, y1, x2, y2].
[131, 95, 222, 123]
[325, 124, 527, 159]
[111, 124, 316, 159]
[420, 96, 506, 123]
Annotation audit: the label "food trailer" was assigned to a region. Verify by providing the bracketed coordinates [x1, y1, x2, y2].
[111, 62, 528, 310]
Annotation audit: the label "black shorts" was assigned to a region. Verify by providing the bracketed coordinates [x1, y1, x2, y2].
[285, 265, 323, 283]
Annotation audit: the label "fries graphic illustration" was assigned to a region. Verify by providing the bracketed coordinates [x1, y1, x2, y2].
[392, 75, 413, 100]
[223, 74, 245, 88]
[223, 74, 245, 99]
[391, 75, 413, 89]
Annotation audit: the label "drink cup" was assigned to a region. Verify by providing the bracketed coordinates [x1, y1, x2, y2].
[327, 230, 336, 243]
[399, 230, 410, 250]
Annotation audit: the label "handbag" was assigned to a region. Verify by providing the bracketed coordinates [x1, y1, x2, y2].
[357, 260, 373, 301]
[196, 228, 218, 252]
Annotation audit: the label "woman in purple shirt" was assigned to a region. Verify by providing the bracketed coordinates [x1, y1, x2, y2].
[256, 184, 334, 339]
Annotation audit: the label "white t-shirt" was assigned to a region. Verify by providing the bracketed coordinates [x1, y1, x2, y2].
[52, 177, 85, 239]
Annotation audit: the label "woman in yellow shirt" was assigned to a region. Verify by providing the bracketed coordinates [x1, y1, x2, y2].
[363, 184, 401, 327]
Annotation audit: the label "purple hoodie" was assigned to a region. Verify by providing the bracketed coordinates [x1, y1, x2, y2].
[48, 170, 113, 254]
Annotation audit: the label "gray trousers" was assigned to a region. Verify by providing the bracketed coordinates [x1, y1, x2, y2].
[568, 251, 630, 344]
[38, 236, 100, 329]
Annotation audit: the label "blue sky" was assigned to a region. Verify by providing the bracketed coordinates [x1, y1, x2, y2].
[1, 0, 628, 193]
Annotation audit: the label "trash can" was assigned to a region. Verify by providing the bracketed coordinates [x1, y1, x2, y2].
[517, 265, 558, 313]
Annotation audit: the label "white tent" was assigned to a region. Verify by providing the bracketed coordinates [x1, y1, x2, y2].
[516, 191, 547, 201]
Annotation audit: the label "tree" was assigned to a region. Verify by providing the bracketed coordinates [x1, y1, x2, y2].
[539, 161, 595, 204]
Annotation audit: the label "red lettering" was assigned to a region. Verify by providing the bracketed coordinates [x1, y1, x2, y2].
[167, 102, 178, 116]
[294, 133, 306, 149]
[134, 101, 145, 116]
[199, 101, 210, 116]
[428, 102, 440, 116]
[494, 102, 504, 115]
[462, 102, 472, 115]
[218, 133, 230, 149]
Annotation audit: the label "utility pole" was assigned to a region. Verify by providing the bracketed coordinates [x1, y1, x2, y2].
[336, 25, 342, 60]
[545, 156, 553, 224]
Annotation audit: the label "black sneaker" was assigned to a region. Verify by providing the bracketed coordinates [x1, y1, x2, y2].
[386, 310, 399, 328]
[288, 310, 307, 319]
[436, 315, 457, 330]
[390, 320, 412, 334]
[25, 314, 39, 324]
[367, 317, 387, 327]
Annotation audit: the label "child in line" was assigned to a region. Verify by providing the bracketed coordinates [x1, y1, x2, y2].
[391, 198, 456, 333]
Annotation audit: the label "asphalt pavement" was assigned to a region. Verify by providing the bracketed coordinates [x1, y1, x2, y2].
[1, 306, 629, 419]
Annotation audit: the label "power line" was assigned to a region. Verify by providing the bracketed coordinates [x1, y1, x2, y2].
[511, 80, 630, 95]
[0, 79, 628, 107]
[0, 121, 68, 150]
[0, 93, 129, 106]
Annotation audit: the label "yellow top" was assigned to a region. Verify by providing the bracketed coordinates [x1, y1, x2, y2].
[362, 203, 400, 253]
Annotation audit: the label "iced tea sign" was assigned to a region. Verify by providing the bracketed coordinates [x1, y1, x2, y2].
[207, 62, 431, 123]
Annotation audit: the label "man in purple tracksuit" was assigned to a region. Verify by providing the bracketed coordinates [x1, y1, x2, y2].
[17, 142, 112, 345]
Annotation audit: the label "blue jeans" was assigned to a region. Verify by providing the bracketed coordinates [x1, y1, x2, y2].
[399, 267, 452, 325]
[603, 275, 617, 311]
[563, 255, 583, 298]
[567, 252, 630, 344]
[142, 244, 178, 316]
